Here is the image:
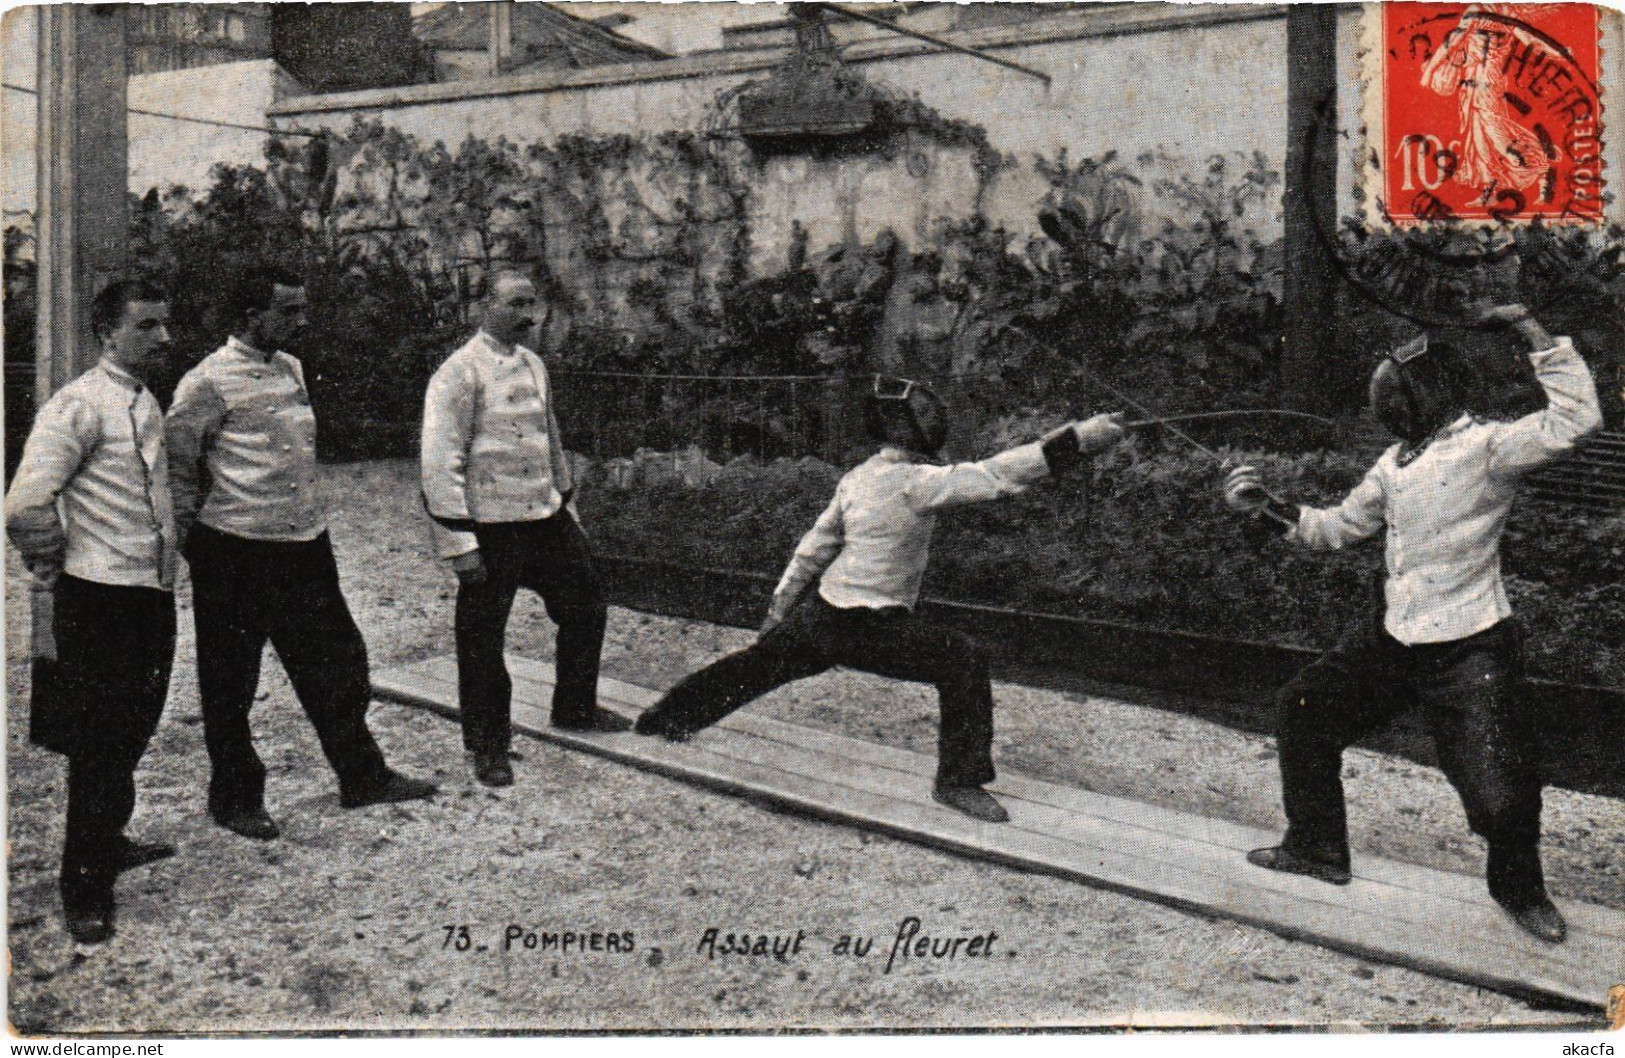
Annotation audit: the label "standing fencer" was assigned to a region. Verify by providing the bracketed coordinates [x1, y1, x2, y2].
[6, 280, 180, 944]
[167, 266, 436, 841]
[1222, 303, 1601, 942]
[422, 271, 630, 790]
[635, 376, 1127, 822]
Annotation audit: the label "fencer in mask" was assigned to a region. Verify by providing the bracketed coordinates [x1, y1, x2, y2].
[1219, 304, 1601, 943]
[1368, 333, 1475, 461]
[636, 376, 1128, 823]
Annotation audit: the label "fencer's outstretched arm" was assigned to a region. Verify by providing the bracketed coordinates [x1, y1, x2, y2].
[1479, 310, 1601, 477]
[1289, 465, 1386, 550]
[904, 415, 1126, 512]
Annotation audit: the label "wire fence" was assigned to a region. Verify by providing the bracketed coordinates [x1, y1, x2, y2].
[551, 370, 998, 466]
[555, 372, 852, 465]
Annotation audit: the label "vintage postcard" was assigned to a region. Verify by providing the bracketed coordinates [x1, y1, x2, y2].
[3, 0, 1622, 1041]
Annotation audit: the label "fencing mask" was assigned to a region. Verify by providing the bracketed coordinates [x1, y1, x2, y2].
[1370, 336, 1474, 456]
[866, 375, 949, 457]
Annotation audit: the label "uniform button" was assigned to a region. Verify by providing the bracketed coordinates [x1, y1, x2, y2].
[289, 483, 299, 491]
[282, 444, 293, 452]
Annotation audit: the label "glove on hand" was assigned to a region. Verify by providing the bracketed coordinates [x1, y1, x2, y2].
[1223, 465, 1271, 514]
[1073, 413, 1128, 455]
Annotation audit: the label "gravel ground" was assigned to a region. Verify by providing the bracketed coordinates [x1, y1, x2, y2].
[6, 459, 1619, 1034]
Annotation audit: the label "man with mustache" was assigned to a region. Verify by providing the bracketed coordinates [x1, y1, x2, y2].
[6, 279, 181, 944]
[167, 265, 436, 842]
[422, 270, 629, 790]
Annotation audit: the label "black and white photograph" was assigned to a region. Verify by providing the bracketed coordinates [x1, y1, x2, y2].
[2, 0, 1623, 1040]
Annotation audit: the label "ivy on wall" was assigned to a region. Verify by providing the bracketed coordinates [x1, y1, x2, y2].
[96, 87, 1604, 453]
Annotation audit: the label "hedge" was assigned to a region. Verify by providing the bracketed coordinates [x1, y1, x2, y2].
[577, 445, 1625, 689]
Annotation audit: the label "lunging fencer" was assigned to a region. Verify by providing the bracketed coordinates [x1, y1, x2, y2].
[1221, 303, 1601, 943]
[166, 266, 437, 842]
[635, 376, 1128, 822]
[5, 280, 180, 945]
[422, 271, 630, 791]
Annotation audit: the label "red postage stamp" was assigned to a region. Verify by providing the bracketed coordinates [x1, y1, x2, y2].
[1368, 3, 1605, 225]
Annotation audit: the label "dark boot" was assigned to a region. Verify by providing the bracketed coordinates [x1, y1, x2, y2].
[340, 770, 438, 809]
[113, 837, 176, 872]
[472, 752, 514, 788]
[932, 784, 1010, 823]
[554, 706, 632, 733]
[1247, 845, 1352, 886]
[1493, 894, 1567, 943]
[213, 805, 280, 841]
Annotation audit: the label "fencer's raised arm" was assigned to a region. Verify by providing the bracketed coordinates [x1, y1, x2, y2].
[1481, 313, 1601, 477]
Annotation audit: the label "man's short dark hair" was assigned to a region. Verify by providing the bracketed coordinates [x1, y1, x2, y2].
[485, 268, 536, 301]
[224, 263, 304, 328]
[91, 279, 166, 341]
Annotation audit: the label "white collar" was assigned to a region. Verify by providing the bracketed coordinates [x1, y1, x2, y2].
[476, 329, 525, 358]
[98, 357, 144, 391]
[227, 335, 275, 363]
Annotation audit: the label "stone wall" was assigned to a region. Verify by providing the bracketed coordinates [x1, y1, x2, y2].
[127, 60, 305, 197]
[271, 4, 1297, 268]
[1, 15, 302, 222]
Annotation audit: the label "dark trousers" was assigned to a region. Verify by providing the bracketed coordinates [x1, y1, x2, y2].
[638, 594, 996, 787]
[33, 576, 175, 913]
[1274, 616, 1547, 906]
[187, 524, 388, 816]
[456, 514, 608, 756]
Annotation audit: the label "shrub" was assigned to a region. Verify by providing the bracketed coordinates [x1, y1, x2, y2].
[578, 447, 1624, 688]
[128, 160, 463, 459]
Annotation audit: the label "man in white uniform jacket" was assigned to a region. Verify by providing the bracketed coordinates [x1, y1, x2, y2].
[422, 271, 630, 789]
[5, 279, 180, 944]
[635, 376, 1128, 823]
[168, 266, 436, 842]
[1223, 303, 1602, 943]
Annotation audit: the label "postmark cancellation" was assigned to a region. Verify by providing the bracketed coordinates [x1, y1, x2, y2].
[1359, 2, 1606, 228]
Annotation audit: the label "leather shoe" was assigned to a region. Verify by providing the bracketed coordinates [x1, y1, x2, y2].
[214, 806, 280, 841]
[113, 838, 176, 872]
[341, 770, 438, 809]
[632, 712, 694, 742]
[932, 785, 1010, 823]
[1496, 895, 1568, 943]
[473, 754, 514, 788]
[553, 707, 632, 733]
[64, 906, 114, 946]
[1247, 845, 1352, 886]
